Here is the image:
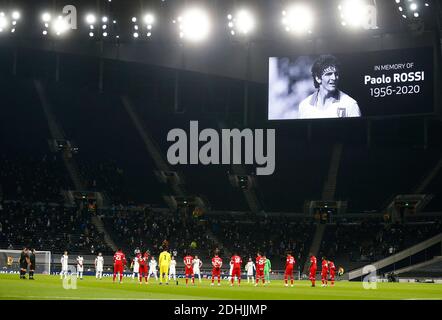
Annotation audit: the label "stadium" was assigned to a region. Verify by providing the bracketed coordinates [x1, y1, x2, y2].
[0, 0, 442, 305]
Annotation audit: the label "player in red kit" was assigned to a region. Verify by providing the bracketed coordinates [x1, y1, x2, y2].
[113, 248, 127, 284]
[255, 252, 266, 286]
[309, 253, 317, 287]
[183, 254, 194, 285]
[138, 251, 148, 284]
[284, 252, 296, 287]
[328, 260, 336, 286]
[211, 253, 223, 286]
[321, 257, 329, 287]
[230, 253, 242, 286]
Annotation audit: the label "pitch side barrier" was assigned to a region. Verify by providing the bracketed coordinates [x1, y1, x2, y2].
[45, 272, 256, 280]
[348, 233, 442, 281]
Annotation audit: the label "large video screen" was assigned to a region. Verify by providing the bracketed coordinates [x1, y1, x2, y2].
[268, 47, 434, 120]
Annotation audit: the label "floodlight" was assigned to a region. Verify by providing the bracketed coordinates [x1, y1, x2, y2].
[0, 15, 9, 29]
[42, 12, 51, 22]
[282, 4, 314, 34]
[144, 13, 154, 25]
[86, 14, 96, 25]
[338, 0, 367, 28]
[227, 9, 255, 36]
[394, 0, 427, 20]
[177, 7, 211, 42]
[53, 16, 68, 35]
[12, 11, 20, 20]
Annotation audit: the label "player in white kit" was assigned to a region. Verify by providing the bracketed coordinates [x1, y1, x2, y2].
[245, 257, 255, 284]
[76, 255, 84, 280]
[95, 252, 104, 280]
[228, 260, 234, 282]
[131, 254, 140, 280]
[169, 256, 177, 282]
[193, 255, 203, 283]
[60, 251, 69, 279]
[147, 256, 158, 282]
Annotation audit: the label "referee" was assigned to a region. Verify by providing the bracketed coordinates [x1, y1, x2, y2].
[29, 249, 36, 280]
[19, 247, 30, 279]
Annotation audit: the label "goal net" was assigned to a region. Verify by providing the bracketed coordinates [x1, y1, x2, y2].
[0, 249, 51, 274]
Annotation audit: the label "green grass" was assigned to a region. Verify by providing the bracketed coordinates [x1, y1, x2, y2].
[0, 274, 441, 300]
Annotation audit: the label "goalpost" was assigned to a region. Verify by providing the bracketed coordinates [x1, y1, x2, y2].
[0, 249, 51, 274]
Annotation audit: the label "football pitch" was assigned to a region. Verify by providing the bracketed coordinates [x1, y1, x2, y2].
[0, 274, 441, 300]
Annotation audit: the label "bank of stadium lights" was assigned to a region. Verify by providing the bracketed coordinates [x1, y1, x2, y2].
[86, 14, 96, 37]
[41, 13, 69, 37]
[144, 13, 155, 38]
[42, 12, 69, 37]
[0, 13, 9, 33]
[338, 0, 368, 28]
[53, 16, 69, 36]
[174, 8, 211, 42]
[41, 12, 50, 36]
[102, 16, 109, 38]
[281, 4, 314, 34]
[131, 13, 155, 39]
[86, 13, 111, 38]
[227, 9, 255, 36]
[394, 0, 429, 19]
[0, 10, 20, 34]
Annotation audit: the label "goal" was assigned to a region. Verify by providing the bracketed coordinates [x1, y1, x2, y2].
[0, 249, 51, 274]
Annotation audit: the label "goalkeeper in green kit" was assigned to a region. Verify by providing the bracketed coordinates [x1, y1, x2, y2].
[263, 255, 272, 285]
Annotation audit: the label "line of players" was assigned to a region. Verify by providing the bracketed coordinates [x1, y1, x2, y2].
[59, 249, 338, 287]
[112, 248, 203, 285]
[184, 251, 338, 287]
[59, 251, 105, 280]
[130, 250, 205, 285]
[309, 254, 337, 287]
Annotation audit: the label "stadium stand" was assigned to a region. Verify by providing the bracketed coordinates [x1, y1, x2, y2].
[256, 140, 331, 212]
[336, 146, 442, 212]
[207, 214, 316, 269]
[45, 82, 166, 206]
[127, 83, 250, 212]
[319, 220, 442, 270]
[102, 207, 219, 260]
[0, 201, 112, 255]
[0, 154, 69, 203]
